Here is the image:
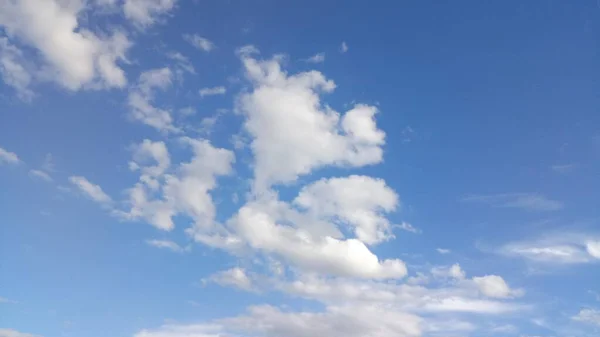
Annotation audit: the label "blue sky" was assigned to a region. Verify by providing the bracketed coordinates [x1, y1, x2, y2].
[1, 1, 600, 337]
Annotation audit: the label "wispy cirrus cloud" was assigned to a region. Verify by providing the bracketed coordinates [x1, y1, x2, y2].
[497, 232, 600, 265]
[462, 193, 564, 211]
[146, 239, 189, 253]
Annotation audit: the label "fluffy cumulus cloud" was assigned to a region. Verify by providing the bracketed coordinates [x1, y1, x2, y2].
[2, 31, 535, 335]
[229, 202, 407, 279]
[119, 138, 234, 231]
[0, 0, 130, 92]
[294, 175, 399, 244]
[117, 51, 533, 337]
[473, 275, 523, 298]
[237, 51, 385, 190]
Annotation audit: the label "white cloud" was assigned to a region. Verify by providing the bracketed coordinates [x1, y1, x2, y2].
[228, 201, 407, 279]
[128, 68, 179, 132]
[183, 34, 214, 52]
[199, 86, 226, 97]
[205, 267, 254, 291]
[472, 275, 523, 298]
[222, 305, 422, 337]
[69, 176, 112, 205]
[120, 138, 235, 231]
[294, 175, 398, 244]
[167, 52, 195, 74]
[431, 263, 466, 280]
[572, 308, 600, 326]
[499, 233, 600, 265]
[340, 41, 348, 53]
[436, 248, 451, 254]
[462, 193, 563, 211]
[134, 323, 224, 337]
[124, 0, 177, 27]
[238, 53, 385, 189]
[586, 241, 600, 259]
[146, 239, 188, 253]
[0, 0, 130, 90]
[0, 146, 20, 165]
[0, 37, 33, 100]
[305, 52, 325, 63]
[0, 329, 39, 337]
[422, 297, 521, 314]
[129, 139, 170, 189]
[396, 222, 420, 234]
[29, 169, 52, 182]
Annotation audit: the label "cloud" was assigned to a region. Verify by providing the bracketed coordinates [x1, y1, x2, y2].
[222, 305, 422, 337]
[0, 147, 20, 165]
[572, 308, 600, 326]
[129, 139, 171, 189]
[228, 201, 407, 279]
[134, 323, 224, 337]
[183, 34, 214, 52]
[472, 275, 523, 298]
[119, 138, 235, 231]
[0, 296, 17, 304]
[396, 222, 420, 234]
[586, 241, 600, 259]
[167, 52, 195, 74]
[69, 176, 112, 205]
[178, 106, 196, 116]
[431, 263, 466, 280]
[278, 272, 525, 316]
[137, 305, 422, 337]
[340, 41, 349, 53]
[29, 169, 52, 182]
[0, 329, 39, 337]
[238, 52, 385, 189]
[305, 52, 325, 63]
[436, 248, 451, 254]
[0, 0, 130, 90]
[205, 268, 254, 291]
[146, 239, 188, 253]
[294, 175, 399, 244]
[462, 193, 563, 211]
[128, 68, 180, 132]
[498, 232, 600, 265]
[0, 37, 34, 100]
[551, 163, 577, 174]
[199, 86, 226, 97]
[124, 0, 177, 27]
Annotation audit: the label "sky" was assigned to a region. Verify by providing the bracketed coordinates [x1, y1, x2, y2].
[1, 1, 600, 337]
